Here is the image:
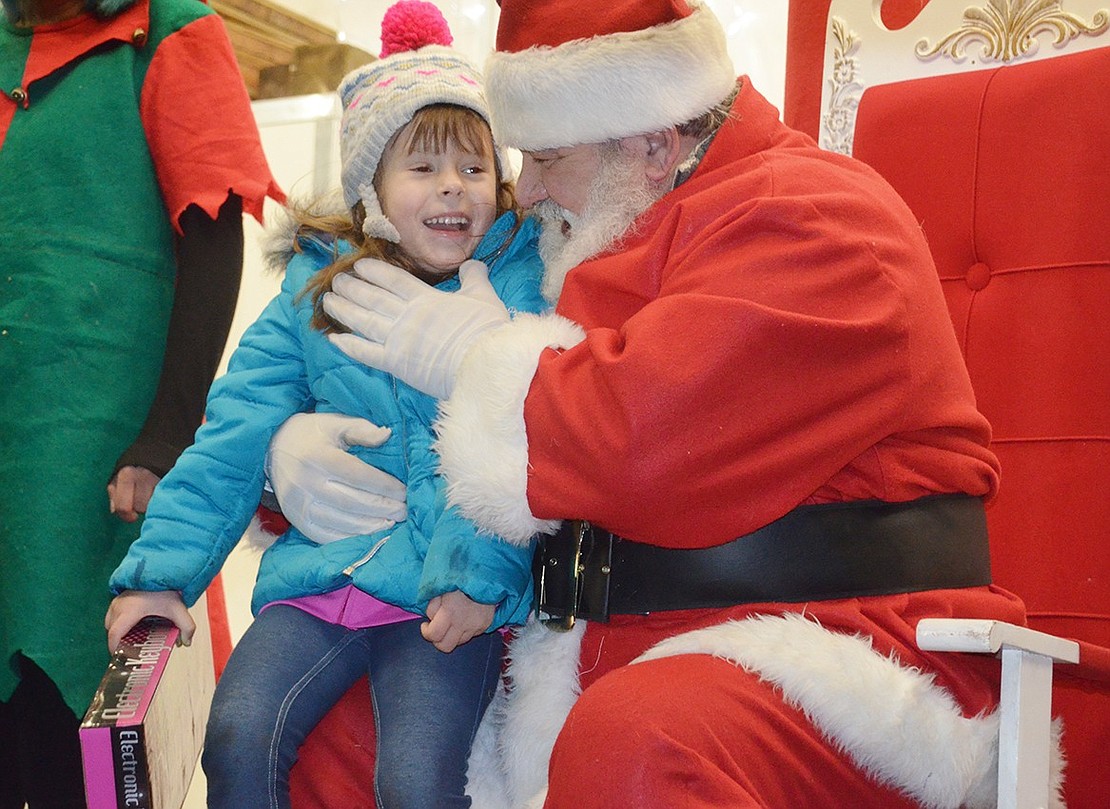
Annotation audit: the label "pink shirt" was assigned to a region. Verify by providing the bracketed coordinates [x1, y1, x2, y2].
[266, 586, 419, 629]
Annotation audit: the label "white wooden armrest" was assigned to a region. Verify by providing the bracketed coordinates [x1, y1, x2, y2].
[917, 618, 1080, 662]
[917, 619, 1079, 809]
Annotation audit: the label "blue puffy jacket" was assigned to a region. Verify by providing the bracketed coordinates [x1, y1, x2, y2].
[110, 213, 547, 631]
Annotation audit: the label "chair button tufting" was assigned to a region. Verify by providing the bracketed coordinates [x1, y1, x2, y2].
[965, 262, 991, 291]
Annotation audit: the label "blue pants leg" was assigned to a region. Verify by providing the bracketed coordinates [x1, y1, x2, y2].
[203, 605, 374, 809]
[202, 605, 502, 809]
[367, 619, 502, 809]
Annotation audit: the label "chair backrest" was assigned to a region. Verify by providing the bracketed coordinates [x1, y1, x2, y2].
[817, 3, 1110, 805]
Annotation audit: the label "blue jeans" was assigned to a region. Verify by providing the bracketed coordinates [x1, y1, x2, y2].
[202, 605, 502, 809]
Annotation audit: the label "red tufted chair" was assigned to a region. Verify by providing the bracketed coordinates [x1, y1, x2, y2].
[798, 0, 1110, 804]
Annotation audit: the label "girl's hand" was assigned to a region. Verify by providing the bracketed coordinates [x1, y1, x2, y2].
[421, 590, 495, 653]
[105, 590, 194, 652]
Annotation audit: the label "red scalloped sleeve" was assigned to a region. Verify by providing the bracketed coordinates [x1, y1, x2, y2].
[140, 12, 284, 231]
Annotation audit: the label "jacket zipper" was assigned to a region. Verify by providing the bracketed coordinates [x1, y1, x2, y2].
[342, 535, 389, 576]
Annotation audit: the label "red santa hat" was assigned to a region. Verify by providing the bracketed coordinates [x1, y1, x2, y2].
[485, 0, 736, 151]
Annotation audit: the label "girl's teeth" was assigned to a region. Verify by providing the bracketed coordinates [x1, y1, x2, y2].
[425, 216, 469, 230]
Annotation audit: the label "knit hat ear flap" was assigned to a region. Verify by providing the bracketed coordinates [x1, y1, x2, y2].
[338, 0, 499, 243]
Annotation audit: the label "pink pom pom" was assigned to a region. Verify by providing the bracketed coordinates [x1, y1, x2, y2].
[379, 0, 454, 58]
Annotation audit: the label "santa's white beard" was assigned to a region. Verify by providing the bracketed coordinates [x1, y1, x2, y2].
[534, 149, 664, 304]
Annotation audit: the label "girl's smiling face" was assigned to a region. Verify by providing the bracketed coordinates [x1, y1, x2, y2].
[377, 118, 498, 279]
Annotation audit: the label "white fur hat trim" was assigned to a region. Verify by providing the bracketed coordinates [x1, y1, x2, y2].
[484, 1, 736, 150]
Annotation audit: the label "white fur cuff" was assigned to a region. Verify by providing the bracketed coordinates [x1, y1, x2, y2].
[434, 312, 585, 544]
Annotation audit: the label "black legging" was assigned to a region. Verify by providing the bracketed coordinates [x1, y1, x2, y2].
[0, 655, 87, 809]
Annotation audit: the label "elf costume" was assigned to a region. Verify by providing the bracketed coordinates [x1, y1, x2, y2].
[0, 0, 279, 731]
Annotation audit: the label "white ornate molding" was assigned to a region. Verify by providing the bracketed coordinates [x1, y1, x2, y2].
[819, 0, 1110, 154]
[822, 18, 863, 155]
[915, 0, 1109, 63]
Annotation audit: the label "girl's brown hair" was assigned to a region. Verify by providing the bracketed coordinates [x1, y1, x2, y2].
[297, 104, 518, 332]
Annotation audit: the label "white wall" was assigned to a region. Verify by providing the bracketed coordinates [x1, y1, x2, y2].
[217, 95, 343, 379]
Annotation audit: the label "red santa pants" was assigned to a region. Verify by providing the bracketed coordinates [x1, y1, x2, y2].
[544, 653, 923, 808]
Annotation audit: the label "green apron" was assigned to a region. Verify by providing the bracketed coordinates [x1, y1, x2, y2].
[0, 16, 176, 714]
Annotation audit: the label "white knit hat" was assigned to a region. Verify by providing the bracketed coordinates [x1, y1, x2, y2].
[485, 0, 736, 151]
[339, 0, 498, 242]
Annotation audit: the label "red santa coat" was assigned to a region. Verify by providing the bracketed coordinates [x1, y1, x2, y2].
[437, 80, 1044, 808]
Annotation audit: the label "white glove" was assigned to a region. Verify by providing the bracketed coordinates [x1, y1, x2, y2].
[266, 412, 407, 544]
[323, 258, 509, 399]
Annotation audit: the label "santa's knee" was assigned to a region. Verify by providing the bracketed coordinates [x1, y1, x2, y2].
[552, 655, 749, 769]
[545, 655, 773, 807]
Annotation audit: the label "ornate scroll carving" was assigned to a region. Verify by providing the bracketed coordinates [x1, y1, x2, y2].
[916, 0, 1109, 63]
[822, 17, 863, 155]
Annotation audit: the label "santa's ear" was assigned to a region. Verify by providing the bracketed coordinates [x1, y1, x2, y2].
[620, 128, 683, 183]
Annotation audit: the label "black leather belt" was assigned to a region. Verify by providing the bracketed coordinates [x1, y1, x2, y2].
[533, 494, 991, 629]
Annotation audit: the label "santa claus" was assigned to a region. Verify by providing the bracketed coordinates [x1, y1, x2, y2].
[272, 1, 1057, 806]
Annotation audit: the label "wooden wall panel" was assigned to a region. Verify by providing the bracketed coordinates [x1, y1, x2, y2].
[211, 0, 341, 98]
